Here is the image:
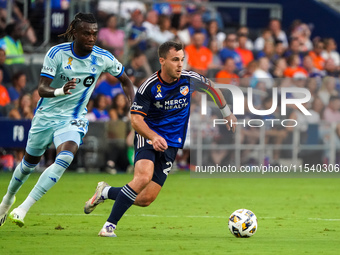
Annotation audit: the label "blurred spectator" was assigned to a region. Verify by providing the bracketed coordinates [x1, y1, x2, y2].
[106, 93, 131, 173]
[321, 38, 340, 66]
[318, 76, 339, 105]
[274, 40, 285, 59]
[98, 14, 125, 60]
[7, 71, 27, 107]
[125, 50, 153, 88]
[8, 93, 34, 120]
[254, 28, 273, 52]
[251, 57, 274, 90]
[91, 94, 110, 121]
[0, 69, 10, 107]
[312, 96, 325, 119]
[172, 13, 191, 46]
[0, 22, 25, 65]
[28, 0, 45, 45]
[240, 60, 258, 79]
[271, 57, 287, 79]
[256, 40, 276, 65]
[143, 10, 160, 44]
[290, 22, 313, 53]
[0, 48, 10, 84]
[208, 39, 223, 69]
[324, 58, 340, 77]
[206, 19, 226, 50]
[284, 37, 305, 61]
[187, 12, 209, 47]
[306, 78, 319, 100]
[200, 0, 224, 30]
[302, 55, 324, 78]
[97, 1, 146, 21]
[109, 93, 130, 121]
[308, 39, 325, 71]
[237, 26, 253, 50]
[261, 96, 287, 163]
[93, 73, 124, 106]
[323, 95, 340, 122]
[235, 33, 254, 67]
[219, 33, 243, 71]
[153, 1, 172, 16]
[127, 9, 148, 52]
[0, 0, 37, 45]
[284, 54, 308, 79]
[157, 14, 175, 43]
[215, 57, 239, 86]
[268, 18, 288, 49]
[185, 30, 213, 76]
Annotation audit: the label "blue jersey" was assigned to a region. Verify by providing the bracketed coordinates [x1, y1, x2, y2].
[131, 70, 210, 148]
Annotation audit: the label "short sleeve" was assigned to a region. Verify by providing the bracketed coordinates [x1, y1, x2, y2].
[41, 46, 60, 79]
[130, 88, 152, 117]
[104, 54, 124, 78]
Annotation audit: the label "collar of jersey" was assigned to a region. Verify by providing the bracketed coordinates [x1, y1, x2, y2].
[71, 42, 91, 59]
[157, 70, 180, 86]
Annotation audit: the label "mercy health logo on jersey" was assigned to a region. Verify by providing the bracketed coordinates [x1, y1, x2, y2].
[200, 85, 312, 128]
[164, 98, 189, 110]
[180, 86, 189, 96]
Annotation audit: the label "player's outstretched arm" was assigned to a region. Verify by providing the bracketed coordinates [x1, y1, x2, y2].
[38, 77, 76, 98]
[209, 80, 237, 133]
[118, 72, 135, 106]
[196, 78, 237, 133]
[131, 114, 168, 152]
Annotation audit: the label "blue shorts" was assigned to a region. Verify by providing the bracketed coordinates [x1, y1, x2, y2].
[26, 115, 89, 157]
[134, 134, 178, 187]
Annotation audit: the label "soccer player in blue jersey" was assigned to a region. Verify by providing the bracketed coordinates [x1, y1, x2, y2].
[84, 41, 237, 237]
[0, 13, 134, 227]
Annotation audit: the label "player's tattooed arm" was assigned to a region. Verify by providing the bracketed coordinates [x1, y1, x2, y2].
[38, 77, 76, 98]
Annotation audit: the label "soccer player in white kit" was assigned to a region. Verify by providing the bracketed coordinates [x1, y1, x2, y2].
[0, 13, 134, 227]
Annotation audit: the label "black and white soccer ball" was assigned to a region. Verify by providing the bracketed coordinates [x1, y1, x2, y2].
[228, 209, 258, 238]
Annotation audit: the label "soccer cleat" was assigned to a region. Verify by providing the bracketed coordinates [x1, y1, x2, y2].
[98, 224, 117, 237]
[84, 181, 110, 214]
[0, 196, 16, 227]
[8, 208, 26, 227]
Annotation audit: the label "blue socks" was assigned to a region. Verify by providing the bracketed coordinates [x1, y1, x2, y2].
[107, 184, 137, 225]
[107, 187, 122, 200]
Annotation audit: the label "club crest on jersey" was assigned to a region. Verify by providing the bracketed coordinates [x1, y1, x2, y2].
[146, 139, 153, 145]
[90, 65, 97, 75]
[64, 57, 73, 70]
[180, 86, 189, 96]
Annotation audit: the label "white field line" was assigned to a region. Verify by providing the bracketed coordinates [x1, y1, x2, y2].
[39, 213, 340, 221]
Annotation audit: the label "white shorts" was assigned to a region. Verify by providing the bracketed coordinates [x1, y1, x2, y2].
[26, 115, 89, 156]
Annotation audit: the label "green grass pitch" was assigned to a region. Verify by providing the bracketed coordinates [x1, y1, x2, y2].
[0, 171, 340, 255]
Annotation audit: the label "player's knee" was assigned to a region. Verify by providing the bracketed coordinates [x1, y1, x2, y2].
[55, 150, 74, 171]
[134, 175, 152, 188]
[138, 195, 156, 207]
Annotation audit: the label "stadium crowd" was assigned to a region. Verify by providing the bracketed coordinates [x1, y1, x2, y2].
[1, 0, 340, 171]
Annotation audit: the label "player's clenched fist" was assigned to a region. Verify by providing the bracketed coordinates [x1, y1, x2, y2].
[152, 135, 168, 152]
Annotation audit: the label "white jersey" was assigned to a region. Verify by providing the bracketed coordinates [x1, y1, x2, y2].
[36, 42, 123, 119]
